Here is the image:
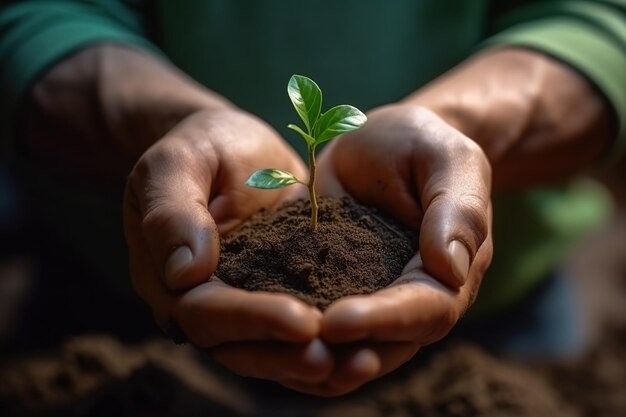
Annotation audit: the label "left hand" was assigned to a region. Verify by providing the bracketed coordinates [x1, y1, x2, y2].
[123, 109, 332, 384]
[281, 104, 493, 396]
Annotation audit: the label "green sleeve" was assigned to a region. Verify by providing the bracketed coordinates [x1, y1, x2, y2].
[484, 0, 626, 160]
[0, 0, 161, 146]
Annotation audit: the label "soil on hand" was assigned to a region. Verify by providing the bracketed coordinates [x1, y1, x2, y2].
[215, 197, 417, 309]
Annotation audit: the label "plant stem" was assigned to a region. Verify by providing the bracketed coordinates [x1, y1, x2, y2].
[307, 144, 318, 232]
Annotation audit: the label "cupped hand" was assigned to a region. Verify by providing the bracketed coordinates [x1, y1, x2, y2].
[285, 105, 493, 396]
[123, 108, 333, 383]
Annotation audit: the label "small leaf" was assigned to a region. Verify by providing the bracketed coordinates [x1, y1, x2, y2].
[314, 105, 367, 144]
[287, 124, 316, 146]
[245, 169, 303, 189]
[288, 75, 322, 134]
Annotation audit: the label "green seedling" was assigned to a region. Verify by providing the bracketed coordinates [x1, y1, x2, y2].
[246, 75, 367, 231]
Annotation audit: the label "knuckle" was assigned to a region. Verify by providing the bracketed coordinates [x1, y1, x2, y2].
[128, 141, 200, 196]
[141, 201, 176, 232]
[456, 194, 490, 249]
[177, 299, 220, 348]
[464, 285, 481, 313]
[424, 306, 459, 344]
[275, 299, 313, 323]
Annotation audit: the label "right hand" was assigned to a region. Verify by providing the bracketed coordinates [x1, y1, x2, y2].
[282, 105, 493, 396]
[123, 108, 333, 384]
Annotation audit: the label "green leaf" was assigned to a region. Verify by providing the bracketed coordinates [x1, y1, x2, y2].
[287, 124, 316, 146]
[288, 75, 322, 134]
[245, 169, 303, 189]
[314, 105, 367, 144]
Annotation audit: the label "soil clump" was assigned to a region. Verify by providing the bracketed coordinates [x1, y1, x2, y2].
[216, 197, 416, 309]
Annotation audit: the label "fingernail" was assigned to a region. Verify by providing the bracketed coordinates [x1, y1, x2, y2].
[348, 349, 380, 377]
[285, 339, 333, 382]
[164, 246, 193, 288]
[303, 339, 331, 366]
[448, 240, 470, 285]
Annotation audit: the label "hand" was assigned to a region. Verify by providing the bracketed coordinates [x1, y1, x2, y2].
[123, 108, 334, 383]
[283, 105, 493, 396]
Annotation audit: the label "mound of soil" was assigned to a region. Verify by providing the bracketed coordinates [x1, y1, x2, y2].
[536, 321, 626, 416]
[216, 197, 416, 309]
[3, 325, 626, 417]
[317, 344, 576, 417]
[0, 336, 251, 417]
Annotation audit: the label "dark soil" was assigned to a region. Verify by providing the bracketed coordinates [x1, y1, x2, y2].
[216, 197, 417, 310]
[317, 344, 578, 417]
[2, 320, 625, 417]
[536, 321, 626, 417]
[0, 336, 251, 417]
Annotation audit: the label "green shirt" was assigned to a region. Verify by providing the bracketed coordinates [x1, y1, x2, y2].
[0, 0, 622, 317]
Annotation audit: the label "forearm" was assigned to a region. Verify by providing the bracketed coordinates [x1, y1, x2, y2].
[19, 44, 232, 180]
[406, 48, 616, 191]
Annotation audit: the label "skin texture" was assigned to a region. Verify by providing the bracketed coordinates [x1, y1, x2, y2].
[281, 48, 615, 396]
[20, 44, 615, 396]
[408, 48, 614, 191]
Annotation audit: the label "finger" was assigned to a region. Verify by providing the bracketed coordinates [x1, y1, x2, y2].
[321, 265, 459, 344]
[174, 279, 322, 346]
[124, 200, 176, 323]
[279, 350, 378, 397]
[126, 137, 220, 291]
[416, 126, 492, 289]
[211, 338, 333, 383]
[316, 125, 424, 224]
[281, 342, 420, 396]
[125, 215, 322, 347]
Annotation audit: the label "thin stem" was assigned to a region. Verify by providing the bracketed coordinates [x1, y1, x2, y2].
[307, 144, 318, 232]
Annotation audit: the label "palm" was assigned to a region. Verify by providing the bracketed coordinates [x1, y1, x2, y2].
[124, 109, 333, 385]
[288, 104, 493, 396]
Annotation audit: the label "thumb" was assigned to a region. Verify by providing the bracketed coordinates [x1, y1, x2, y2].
[419, 196, 491, 289]
[417, 140, 492, 289]
[126, 143, 220, 291]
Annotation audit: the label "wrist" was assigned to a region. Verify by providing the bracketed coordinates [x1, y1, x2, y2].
[404, 47, 614, 189]
[404, 48, 543, 158]
[21, 44, 234, 180]
[98, 45, 234, 156]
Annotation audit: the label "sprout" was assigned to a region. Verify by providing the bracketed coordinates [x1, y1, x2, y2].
[246, 75, 367, 231]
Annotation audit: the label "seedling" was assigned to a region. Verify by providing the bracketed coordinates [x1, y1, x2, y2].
[246, 75, 367, 231]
